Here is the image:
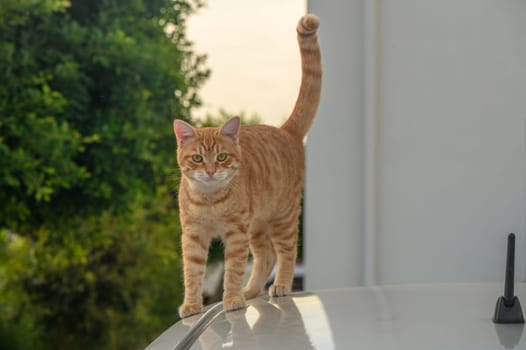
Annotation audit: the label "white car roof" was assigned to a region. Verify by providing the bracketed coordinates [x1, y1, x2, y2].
[146, 283, 526, 350]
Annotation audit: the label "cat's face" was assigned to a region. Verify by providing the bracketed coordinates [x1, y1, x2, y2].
[174, 117, 241, 191]
[178, 137, 240, 190]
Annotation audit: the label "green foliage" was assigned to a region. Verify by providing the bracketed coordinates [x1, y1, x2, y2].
[1, 189, 183, 349]
[0, 0, 207, 348]
[0, 0, 209, 230]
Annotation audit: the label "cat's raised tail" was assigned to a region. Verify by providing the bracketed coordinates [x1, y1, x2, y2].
[281, 14, 322, 139]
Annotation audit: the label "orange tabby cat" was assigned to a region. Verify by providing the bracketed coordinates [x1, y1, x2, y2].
[173, 14, 321, 318]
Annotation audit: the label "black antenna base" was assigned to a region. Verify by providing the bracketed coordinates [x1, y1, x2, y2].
[494, 296, 525, 324]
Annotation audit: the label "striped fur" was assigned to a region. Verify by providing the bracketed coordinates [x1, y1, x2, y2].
[174, 14, 321, 318]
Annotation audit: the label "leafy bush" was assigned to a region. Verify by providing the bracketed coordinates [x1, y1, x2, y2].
[0, 0, 208, 229]
[2, 189, 183, 349]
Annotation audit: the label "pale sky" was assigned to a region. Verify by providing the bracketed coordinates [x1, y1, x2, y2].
[187, 0, 306, 126]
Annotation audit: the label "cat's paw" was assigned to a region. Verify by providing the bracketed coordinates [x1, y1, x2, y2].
[223, 294, 246, 312]
[178, 302, 202, 319]
[243, 287, 263, 300]
[268, 284, 291, 297]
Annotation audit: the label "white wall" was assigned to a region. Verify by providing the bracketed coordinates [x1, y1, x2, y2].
[305, 0, 526, 289]
[304, 0, 366, 289]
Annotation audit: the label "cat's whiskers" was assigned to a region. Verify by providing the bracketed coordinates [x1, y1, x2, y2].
[186, 169, 235, 193]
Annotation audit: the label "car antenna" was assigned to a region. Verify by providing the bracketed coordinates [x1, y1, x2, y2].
[493, 233, 524, 324]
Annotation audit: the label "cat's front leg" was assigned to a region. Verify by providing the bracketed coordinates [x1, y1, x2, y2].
[179, 230, 210, 318]
[223, 229, 250, 312]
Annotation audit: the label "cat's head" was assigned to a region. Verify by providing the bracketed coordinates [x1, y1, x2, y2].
[173, 117, 241, 191]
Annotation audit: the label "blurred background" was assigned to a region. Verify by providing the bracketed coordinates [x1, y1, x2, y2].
[2, 0, 526, 349]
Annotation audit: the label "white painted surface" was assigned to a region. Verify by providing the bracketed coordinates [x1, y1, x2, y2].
[147, 284, 526, 350]
[305, 0, 526, 289]
[305, 0, 366, 289]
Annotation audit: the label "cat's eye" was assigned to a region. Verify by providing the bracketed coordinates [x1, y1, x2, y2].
[217, 153, 227, 162]
[191, 154, 203, 163]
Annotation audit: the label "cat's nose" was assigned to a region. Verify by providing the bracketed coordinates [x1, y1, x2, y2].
[206, 166, 216, 176]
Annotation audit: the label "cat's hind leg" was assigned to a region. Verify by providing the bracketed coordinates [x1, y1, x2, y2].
[267, 212, 299, 297]
[243, 230, 276, 300]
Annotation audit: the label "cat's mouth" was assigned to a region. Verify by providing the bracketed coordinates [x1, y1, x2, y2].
[193, 172, 230, 186]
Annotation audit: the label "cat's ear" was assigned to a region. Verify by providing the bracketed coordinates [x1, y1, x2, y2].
[219, 116, 241, 144]
[173, 119, 196, 146]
